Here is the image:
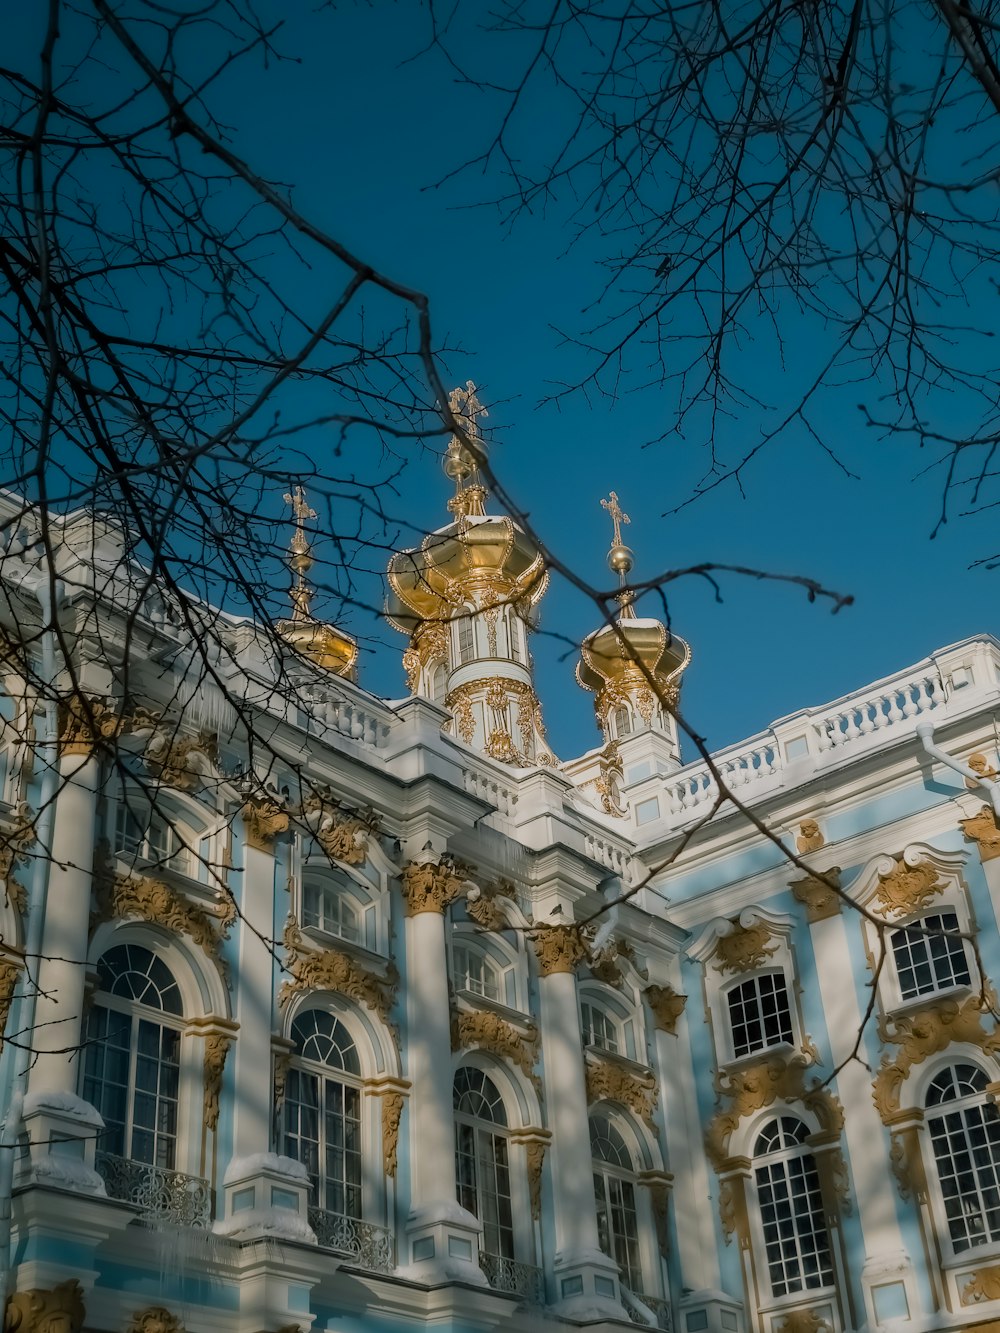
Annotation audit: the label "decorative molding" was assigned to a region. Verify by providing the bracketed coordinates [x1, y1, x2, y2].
[511, 1130, 550, 1221]
[796, 820, 825, 854]
[0, 801, 35, 917]
[399, 857, 472, 916]
[465, 878, 518, 932]
[873, 992, 1000, 1122]
[0, 956, 20, 1048]
[4, 1281, 86, 1333]
[381, 1090, 405, 1177]
[273, 1051, 292, 1118]
[710, 916, 778, 975]
[241, 795, 289, 852]
[92, 842, 229, 964]
[644, 984, 687, 1035]
[451, 1008, 541, 1089]
[588, 937, 636, 989]
[145, 729, 217, 792]
[776, 1312, 832, 1333]
[280, 918, 397, 1023]
[302, 787, 379, 866]
[585, 1054, 657, 1127]
[872, 855, 944, 918]
[789, 868, 842, 924]
[58, 693, 122, 757]
[202, 1032, 233, 1132]
[531, 923, 589, 976]
[126, 1308, 185, 1333]
[888, 1123, 928, 1203]
[961, 805, 1000, 862]
[705, 1053, 843, 1170]
[637, 1170, 672, 1256]
[963, 1264, 1000, 1305]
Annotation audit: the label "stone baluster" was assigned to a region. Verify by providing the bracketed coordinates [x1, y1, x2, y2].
[398, 857, 486, 1284]
[533, 924, 624, 1320]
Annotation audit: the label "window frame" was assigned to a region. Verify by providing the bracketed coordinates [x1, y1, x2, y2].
[923, 1061, 1000, 1262]
[450, 925, 525, 1013]
[453, 1066, 518, 1263]
[887, 909, 974, 1011]
[589, 1112, 644, 1295]
[724, 970, 796, 1062]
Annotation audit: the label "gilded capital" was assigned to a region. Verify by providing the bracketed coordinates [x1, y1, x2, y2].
[531, 923, 589, 976]
[241, 795, 290, 853]
[399, 858, 470, 916]
[645, 983, 687, 1035]
[126, 1309, 185, 1333]
[58, 693, 121, 757]
[4, 1282, 86, 1333]
[789, 868, 842, 924]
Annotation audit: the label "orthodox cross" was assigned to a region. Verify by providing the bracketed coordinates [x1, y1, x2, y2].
[448, 380, 488, 438]
[601, 491, 630, 548]
[282, 485, 317, 621]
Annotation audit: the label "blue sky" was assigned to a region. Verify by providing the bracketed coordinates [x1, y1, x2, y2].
[10, 4, 998, 762]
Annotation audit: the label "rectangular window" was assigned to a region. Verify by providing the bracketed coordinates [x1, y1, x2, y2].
[892, 911, 971, 1001]
[581, 1002, 620, 1054]
[457, 617, 475, 662]
[727, 973, 793, 1059]
[755, 1153, 834, 1296]
[508, 617, 523, 664]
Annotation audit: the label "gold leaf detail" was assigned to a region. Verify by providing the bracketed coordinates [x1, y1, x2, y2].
[451, 1009, 541, 1089]
[382, 1091, 405, 1177]
[241, 795, 289, 852]
[126, 1309, 185, 1333]
[645, 984, 687, 1034]
[145, 730, 217, 792]
[711, 919, 778, 974]
[872, 857, 943, 918]
[873, 993, 1000, 1122]
[963, 1264, 1000, 1305]
[0, 801, 35, 917]
[280, 919, 397, 1023]
[58, 694, 122, 756]
[531, 924, 589, 976]
[4, 1282, 86, 1333]
[400, 858, 472, 916]
[776, 1312, 832, 1333]
[202, 1033, 232, 1133]
[0, 957, 19, 1049]
[93, 860, 226, 964]
[789, 868, 842, 923]
[706, 1054, 843, 1170]
[585, 1055, 657, 1127]
[796, 820, 825, 854]
[961, 805, 1000, 862]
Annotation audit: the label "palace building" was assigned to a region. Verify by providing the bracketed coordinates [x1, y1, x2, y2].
[3, 388, 1000, 1333]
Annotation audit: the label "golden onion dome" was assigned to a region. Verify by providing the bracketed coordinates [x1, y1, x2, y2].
[386, 512, 548, 635]
[576, 616, 690, 697]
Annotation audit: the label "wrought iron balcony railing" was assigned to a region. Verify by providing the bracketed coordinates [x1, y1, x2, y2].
[308, 1206, 394, 1274]
[479, 1250, 544, 1304]
[622, 1286, 671, 1329]
[95, 1152, 211, 1228]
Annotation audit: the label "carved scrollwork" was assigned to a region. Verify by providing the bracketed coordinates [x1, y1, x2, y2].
[531, 923, 589, 976]
[873, 993, 1000, 1122]
[962, 1263, 1000, 1305]
[789, 868, 842, 924]
[0, 801, 35, 916]
[280, 918, 397, 1023]
[776, 1313, 832, 1333]
[241, 794, 289, 852]
[519, 1135, 548, 1220]
[645, 983, 687, 1034]
[91, 843, 227, 965]
[3, 1281, 86, 1333]
[381, 1091, 404, 1177]
[710, 917, 778, 974]
[202, 1032, 232, 1132]
[302, 787, 379, 866]
[585, 1054, 657, 1127]
[0, 956, 19, 1048]
[144, 729, 218, 792]
[126, 1308, 185, 1333]
[961, 805, 1000, 862]
[451, 1008, 541, 1089]
[400, 857, 472, 916]
[58, 693, 122, 757]
[706, 1053, 843, 1170]
[872, 855, 943, 918]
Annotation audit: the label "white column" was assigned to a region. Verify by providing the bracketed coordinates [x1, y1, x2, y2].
[807, 902, 922, 1325]
[230, 838, 277, 1161]
[398, 858, 486, 1284]
[534, 926, 624, 1319]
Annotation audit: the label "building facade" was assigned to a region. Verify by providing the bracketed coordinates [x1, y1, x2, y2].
[4, 419, 1000, 1333]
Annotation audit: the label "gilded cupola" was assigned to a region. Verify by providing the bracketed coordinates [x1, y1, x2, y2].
[276, 485, 358, 679]
[385, 382, 554, 767]
[576, 491, 690, 751]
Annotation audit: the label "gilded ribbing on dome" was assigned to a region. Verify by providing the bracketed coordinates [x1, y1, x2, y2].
[276, 485, 358, 679]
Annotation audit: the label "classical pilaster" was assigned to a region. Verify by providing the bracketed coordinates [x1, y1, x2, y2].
[805, 904, 922, 1325]
[398, 857, 486, 1284]
[533, 923, 624, 1319]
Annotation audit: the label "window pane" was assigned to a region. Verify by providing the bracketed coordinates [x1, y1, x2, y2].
[754, 1124, 833, 1298]
[728, 974, 793, 1058]
[892, 913, 971, 1000]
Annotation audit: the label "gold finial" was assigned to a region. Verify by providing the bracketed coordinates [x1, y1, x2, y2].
[283, 484, 317, 622]
[601, 490, 635, 581]
[443, 381, 489, 515]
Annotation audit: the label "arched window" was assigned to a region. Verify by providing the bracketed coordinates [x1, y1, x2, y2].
[302, 878, 363, 946]
[926, 1063, 1000, 1252]
[590, 1114, 642, 1291]
[582, 1000, 620, 1054]
[507, 614, 523, 664]
[454, 1067, 515, 1262]
[81, 944, 183, 1169]
[891, 912, 971, 1001]
[726, 972, 793, 1059]
[613, 706, 632, 738]
[431, 662, 448, 705]
[282, 1010, 362, 1220]
[114, 795, 190, 875]
[457, 616, 476, 663]
[753, 1116, 833, 1298]
[453, 940, 504, 1003]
